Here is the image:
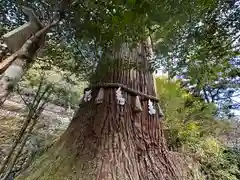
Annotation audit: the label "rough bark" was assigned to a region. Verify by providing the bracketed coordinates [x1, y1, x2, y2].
[16, 40, 187, 180]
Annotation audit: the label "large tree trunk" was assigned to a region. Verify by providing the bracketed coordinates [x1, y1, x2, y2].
[16, 39, 187, 180]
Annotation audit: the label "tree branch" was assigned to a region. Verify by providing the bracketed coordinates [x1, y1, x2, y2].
[0, 11, 61, 75]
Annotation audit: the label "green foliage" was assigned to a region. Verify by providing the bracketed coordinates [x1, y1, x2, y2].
[198, 138, 240, 180]
[2, 0, 217, 67]
[154, 1, 240, 116]
[155, 77, 240, 179]
[19, 58, 86, 108]
[1, 0, 239, 179]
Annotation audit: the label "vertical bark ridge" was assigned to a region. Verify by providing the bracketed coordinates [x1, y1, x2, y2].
[16, 40, 185, 180]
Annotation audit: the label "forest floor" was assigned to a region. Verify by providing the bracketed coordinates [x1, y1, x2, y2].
[0, 98, 72, 174]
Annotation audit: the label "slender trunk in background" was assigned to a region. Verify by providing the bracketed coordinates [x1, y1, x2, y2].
[1, 108, 43, 180]
[16, 38, 187, 180]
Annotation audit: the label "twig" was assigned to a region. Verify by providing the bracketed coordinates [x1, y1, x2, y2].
[1, 92, 51, 180]
[1, 107, 44, 180]
[15, 84, 31, 110]
[0, 78, 51, 176]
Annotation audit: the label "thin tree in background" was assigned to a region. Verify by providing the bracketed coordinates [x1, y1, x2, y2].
[0, 76, 53, 180]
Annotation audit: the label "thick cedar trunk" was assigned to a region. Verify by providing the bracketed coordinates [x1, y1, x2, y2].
[16, 40, 186, 180]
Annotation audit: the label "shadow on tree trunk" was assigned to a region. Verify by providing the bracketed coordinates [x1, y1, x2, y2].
[16, 41, 190, 180]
